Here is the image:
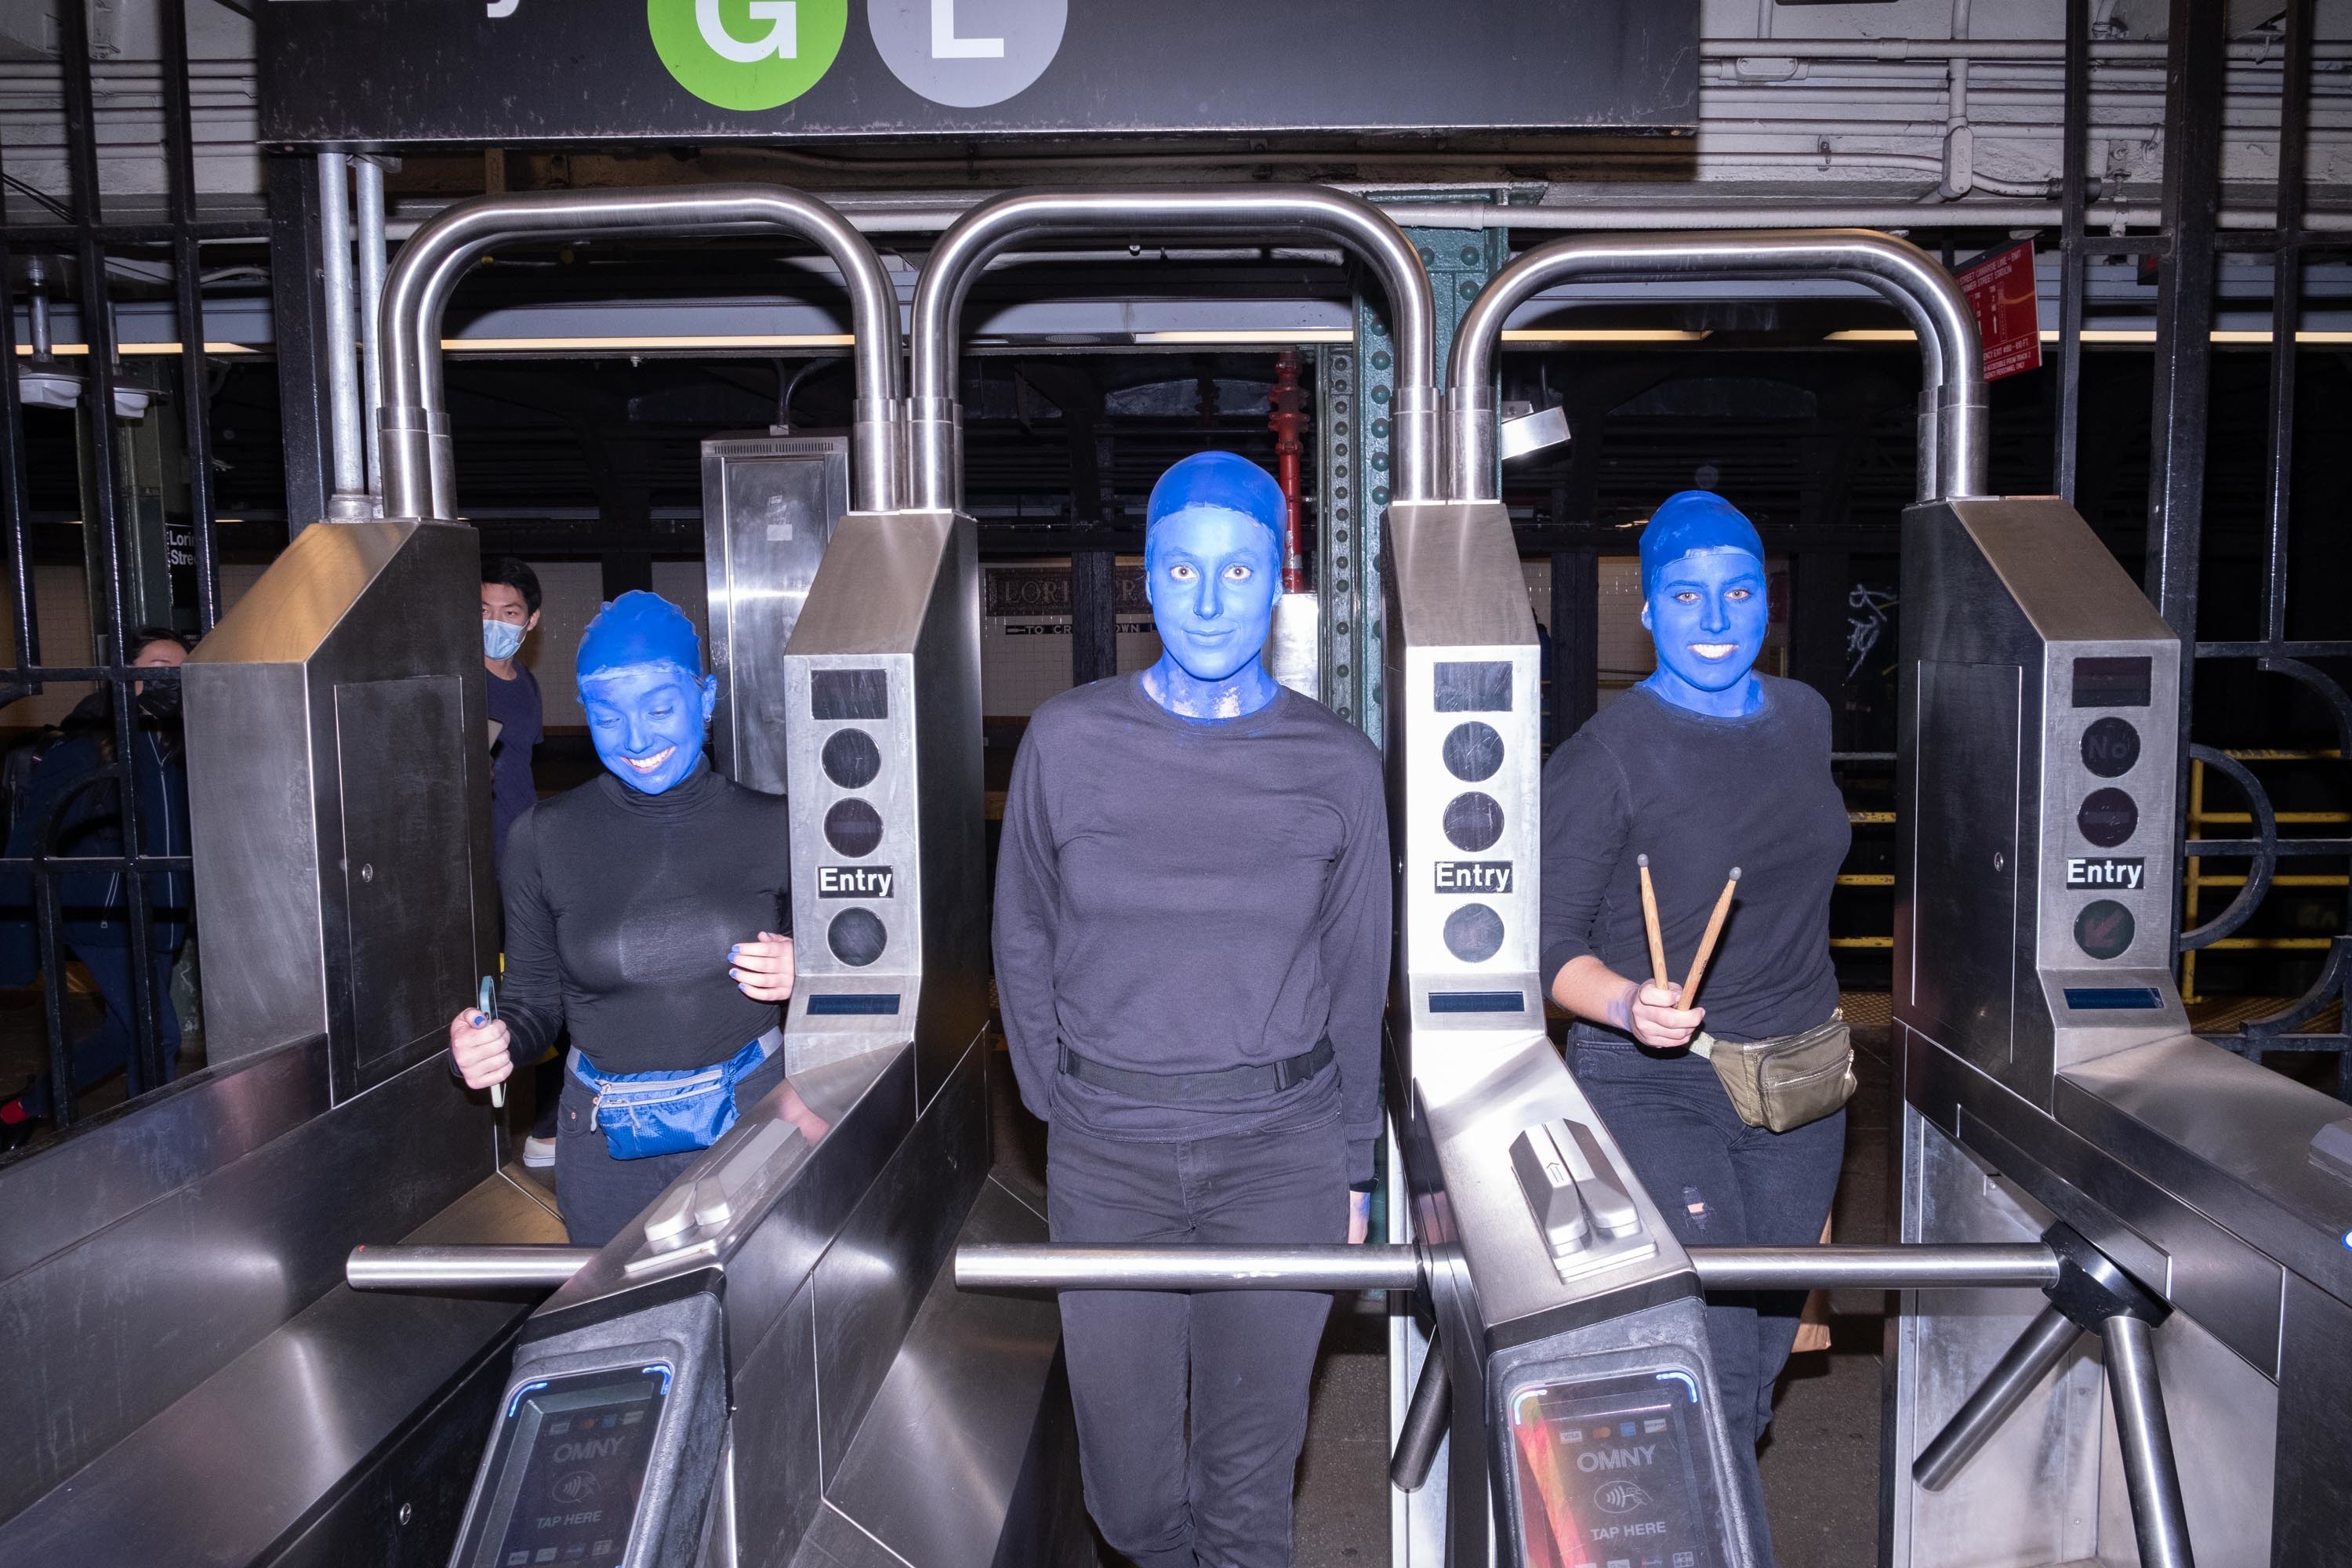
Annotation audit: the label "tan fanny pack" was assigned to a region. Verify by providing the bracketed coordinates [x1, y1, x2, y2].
[1690, 1014, 1856, 1133]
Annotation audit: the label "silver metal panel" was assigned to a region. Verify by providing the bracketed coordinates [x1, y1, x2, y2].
[728, 1276, 823, 1568]
[1886, 1107, 2107, 1568]
[2057, 1039, 2352, 1308]
[0, 1044, 498, 1522]
[185, 518, 496, 1098]
[1909, 659, 2024, 1075]
[0, 1036, 326, 1281]
[821, 1178, 1069, 1568]
[703, 436, 849, 796]
[781, 507, 986, 1105]
[810, 1035, 989, 1486]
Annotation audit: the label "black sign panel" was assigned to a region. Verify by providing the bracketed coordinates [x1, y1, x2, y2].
[259, 1, 1697, 147]
[818, 864, 896, 898]
[2063, 855, 2144, 891]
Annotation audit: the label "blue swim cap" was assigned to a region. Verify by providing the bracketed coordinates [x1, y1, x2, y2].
[1146, 451, 1284, 541]
[1639, 491, 1765, 599]
[576, 590, 703, 684]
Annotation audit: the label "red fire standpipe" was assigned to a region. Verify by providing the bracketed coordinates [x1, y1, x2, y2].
[1269, 350, 1309, 593]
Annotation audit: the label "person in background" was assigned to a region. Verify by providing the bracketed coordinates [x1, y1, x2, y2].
[481, 557, 562, 1168]
[483, 557, 545, 865]
[0, 629, 195, 1149]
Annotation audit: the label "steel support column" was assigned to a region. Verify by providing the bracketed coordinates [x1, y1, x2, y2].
[1548, 546, 1598, 750]
[1070, 547, 1116, 687]
[2143, 0, 2227, 902]
[268, 154, 336, 536]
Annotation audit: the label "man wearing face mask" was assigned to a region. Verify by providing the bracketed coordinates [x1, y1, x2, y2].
[0, 628, 194, 1146]
[481, 557, 544, 868]
[994, 451, 1389, 1568]
[446, 592, 805, 1246]
[1539, 491, 1849, 1568]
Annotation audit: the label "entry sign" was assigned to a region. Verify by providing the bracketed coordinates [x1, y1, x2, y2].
[1957, 238, 2043, 382]
[258, 0, 1697, 144]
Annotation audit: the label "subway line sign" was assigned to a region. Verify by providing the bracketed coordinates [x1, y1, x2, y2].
[260, 0, 1695, 145]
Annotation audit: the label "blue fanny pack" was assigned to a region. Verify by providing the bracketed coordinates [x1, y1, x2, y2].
[572, 1027, 782, 1161]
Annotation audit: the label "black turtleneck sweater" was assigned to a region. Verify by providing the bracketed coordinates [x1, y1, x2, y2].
[497, 762, 793, 1074]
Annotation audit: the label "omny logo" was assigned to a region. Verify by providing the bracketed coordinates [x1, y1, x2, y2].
[648, 0, 848, 110]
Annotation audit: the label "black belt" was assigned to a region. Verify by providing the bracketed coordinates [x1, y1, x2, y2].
[1056, 1036, 1334, 1103]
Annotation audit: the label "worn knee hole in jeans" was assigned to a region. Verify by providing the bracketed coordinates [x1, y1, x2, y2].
[1681, 1185, 1711, 1231]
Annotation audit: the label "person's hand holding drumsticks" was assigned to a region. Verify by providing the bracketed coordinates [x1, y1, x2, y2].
[1613, 857, 1740, 1051]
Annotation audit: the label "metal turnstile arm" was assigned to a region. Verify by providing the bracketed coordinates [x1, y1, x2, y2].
[2102, 1314, 2197, 1568]
[1913, 1302, 2084, 1490]
[1388, 1329, 1450, 1494]
[347, 1243, 596, 1291]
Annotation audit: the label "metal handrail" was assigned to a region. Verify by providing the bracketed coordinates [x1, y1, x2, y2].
[1446, 229, 1987, 504]
[906, 187, 1437, 510]
[379, 184, 904, 520]
[951, 1241, 2061, 1294]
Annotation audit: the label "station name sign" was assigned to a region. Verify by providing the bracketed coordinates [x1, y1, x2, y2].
[260, 0, 1696, 147]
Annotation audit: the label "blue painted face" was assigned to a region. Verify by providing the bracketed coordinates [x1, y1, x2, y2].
[1640, 546, 1769, 717]
[581, 660, 717, 795]
[1143, 504, 1282, 717]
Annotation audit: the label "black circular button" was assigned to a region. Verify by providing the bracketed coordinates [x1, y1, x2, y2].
[827, 909, 887, 967]
[2077, 788, 2139, 848]
[821, 728, 883, 789]
[823, 798, 884, 858]
[1441, 721, 1504, 783]
[2081, 717, 2140, 779]
[2074, 899, 2135, 961]
[1442, 792, 1505, 853]
[1444, 903, 1505, 964]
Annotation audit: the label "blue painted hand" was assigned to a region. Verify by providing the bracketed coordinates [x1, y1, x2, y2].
[1636, 491, 1769, 719]
[1139, 451, 1285, 720]
[576, 591, 717, 796]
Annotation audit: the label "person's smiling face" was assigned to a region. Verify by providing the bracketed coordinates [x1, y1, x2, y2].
[1642, 546, 1769, 694]
[580, 660, 715, 795]
[1144, 505, 1281, 684]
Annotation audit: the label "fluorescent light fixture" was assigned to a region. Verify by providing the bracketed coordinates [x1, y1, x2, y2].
[1824, 328, 1917, 343]
[15, 342, 261, 356]
[1131, 329, 1355, 345]
[441, 333, 857, 352]
[1500, 328, 1711, 343]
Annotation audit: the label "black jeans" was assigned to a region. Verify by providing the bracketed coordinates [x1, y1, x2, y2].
[554, 1049, 786, 1248]
[1571, 1036, 1846, 1568]
[1047, 1113, 1349, 1568]
[22, 945, 180, 1116]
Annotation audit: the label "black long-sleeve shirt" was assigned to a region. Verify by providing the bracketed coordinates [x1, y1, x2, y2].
[1540, 677, 1849, 1044]
[499, 761, 792, 1074]
[993, 675, 1392, 1182]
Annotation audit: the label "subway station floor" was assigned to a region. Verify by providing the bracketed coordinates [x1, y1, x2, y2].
[991, 1005, 1900, 1568]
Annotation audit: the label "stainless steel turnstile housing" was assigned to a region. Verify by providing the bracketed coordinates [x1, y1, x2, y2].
[1886, 496, 2352, 1568]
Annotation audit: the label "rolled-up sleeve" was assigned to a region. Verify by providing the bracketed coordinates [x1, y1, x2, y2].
[1538, 731, 1633, 997]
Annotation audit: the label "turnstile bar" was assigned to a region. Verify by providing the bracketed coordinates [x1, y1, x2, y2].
[2101, 1314, 2197, 1568]
[347, 1244, 596, 1292]
[1388, 1329, 1450, 1493]
[1913, 1303, 2085, 1490]
[954, 1243, 1423, 1294]
[1687, 1245, 2060, 1290]
[953, 1243, 2062, 1294]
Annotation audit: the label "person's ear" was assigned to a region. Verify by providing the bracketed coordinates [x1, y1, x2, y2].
[699, 672, 719, 724]
[1639, 601, 1653, 633]
[525, 610, 541, 634]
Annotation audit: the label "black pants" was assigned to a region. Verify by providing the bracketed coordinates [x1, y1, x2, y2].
[1047, 1115, 1348, 1568]
[554, 1051, 786, 1247]
[1573, 1037, 1846, 1568]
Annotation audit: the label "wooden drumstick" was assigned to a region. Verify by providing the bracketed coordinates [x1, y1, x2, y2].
[1636, 854, 1670, 989]
[1679, 867, 1742, 1008]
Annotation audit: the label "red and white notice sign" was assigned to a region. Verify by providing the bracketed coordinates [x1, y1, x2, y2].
[1957, 238, 2044, 382]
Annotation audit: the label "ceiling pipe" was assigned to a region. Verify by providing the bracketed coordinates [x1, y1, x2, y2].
[1448, 230, 1984, 504]
[379, 183, 903, 521]
[906, 187, 1436, 511]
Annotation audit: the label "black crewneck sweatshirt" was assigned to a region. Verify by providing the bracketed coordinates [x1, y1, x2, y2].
[993, 674, 1392, 1183]
[498, 760, 793, 1074]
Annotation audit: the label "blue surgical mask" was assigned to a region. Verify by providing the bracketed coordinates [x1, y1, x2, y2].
[484, 619, 526, 661]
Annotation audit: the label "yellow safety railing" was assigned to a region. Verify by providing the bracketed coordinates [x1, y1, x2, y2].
[2180, 751, 2350, 1003]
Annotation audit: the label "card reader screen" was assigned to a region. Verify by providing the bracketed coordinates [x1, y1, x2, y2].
[471, 1368, 670, 1568]
[1505, 1371, 1722, 1568]
[2071, 655, 2152, 709]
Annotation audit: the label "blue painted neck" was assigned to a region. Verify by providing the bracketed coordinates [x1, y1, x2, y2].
[1142, 654, 1279, 720]
[1640, 666, 1764, 718]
